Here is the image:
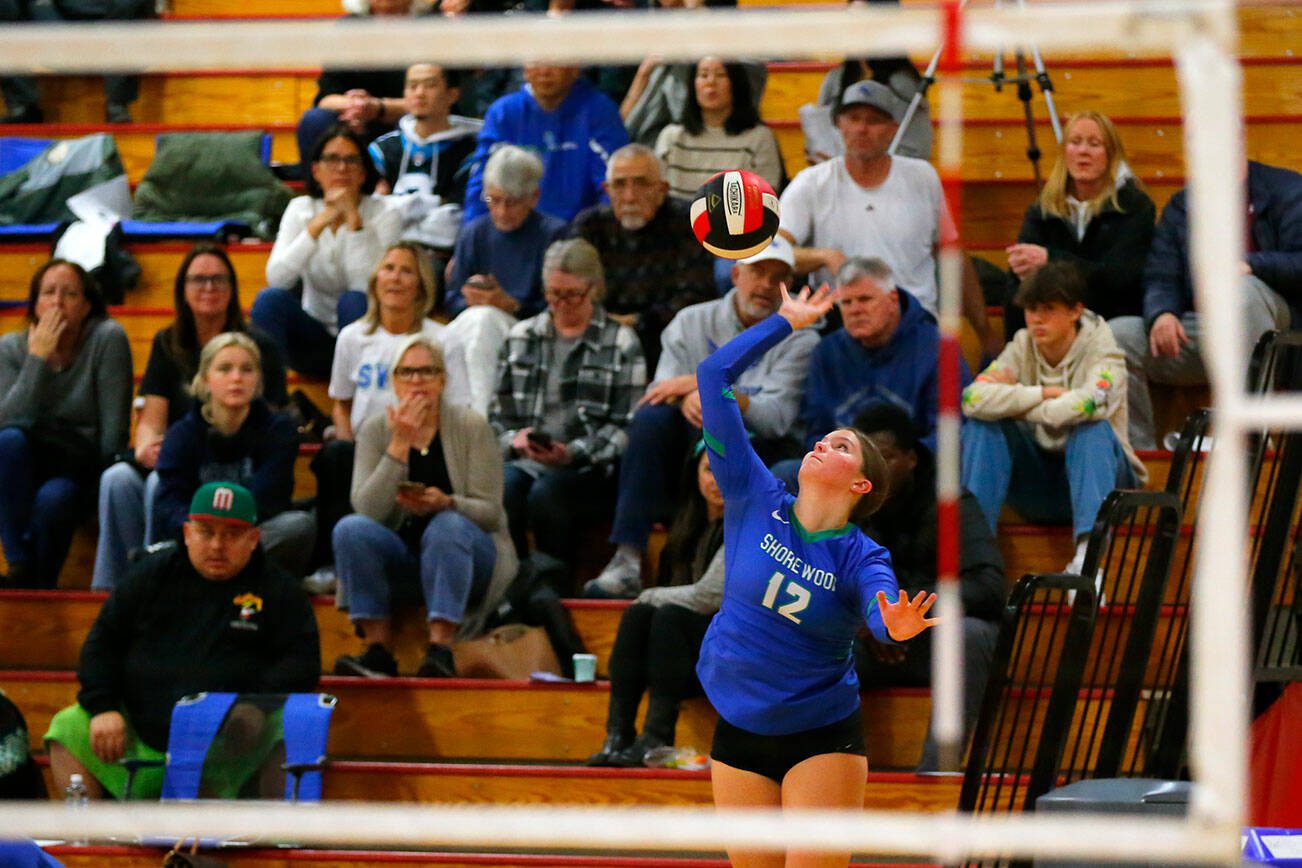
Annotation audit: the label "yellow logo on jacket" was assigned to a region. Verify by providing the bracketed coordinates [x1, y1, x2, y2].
[233, 593, 263, 621]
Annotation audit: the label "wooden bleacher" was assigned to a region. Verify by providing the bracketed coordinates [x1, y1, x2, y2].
[0, 4, 1296, 864]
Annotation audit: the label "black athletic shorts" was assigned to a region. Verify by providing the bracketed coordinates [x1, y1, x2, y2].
[710, 709, 866, 784]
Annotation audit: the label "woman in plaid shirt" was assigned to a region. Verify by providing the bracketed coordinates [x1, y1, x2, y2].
[490, 239, 647, 582]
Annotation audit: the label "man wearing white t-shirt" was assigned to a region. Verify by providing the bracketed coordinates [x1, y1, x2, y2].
[779, 80, 1001, 359]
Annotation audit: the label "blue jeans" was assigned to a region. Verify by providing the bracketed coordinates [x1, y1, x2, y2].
[332, 511, 494, 624]
[960, 418, 1136, 539]
[91, 461, 160, 590]
[249, 286, 367, 378]
[0, 427, 92, 586]
[609, 403, 694, 549]
[502, 462, 613, 569]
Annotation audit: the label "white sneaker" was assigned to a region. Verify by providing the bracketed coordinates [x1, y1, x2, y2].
[303, 565, 337, 595]
[1064, 539, 1105, 607]
[583, 547, 643, 599]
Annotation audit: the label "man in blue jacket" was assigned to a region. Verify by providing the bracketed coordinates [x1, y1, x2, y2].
[770, 256, 971, 491]
[462, 64, 629, 225]
[1110, 160, 1301, 448]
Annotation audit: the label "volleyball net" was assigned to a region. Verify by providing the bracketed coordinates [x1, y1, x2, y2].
[0, 0, 1285, 863]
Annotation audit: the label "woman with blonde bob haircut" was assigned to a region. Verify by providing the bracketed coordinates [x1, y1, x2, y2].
[309, 242, 450, 589]
[1002, 110, 1156, 338]
[154, 332, 315, 576]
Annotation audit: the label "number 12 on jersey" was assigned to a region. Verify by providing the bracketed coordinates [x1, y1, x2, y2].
[761, 571, 811, 623]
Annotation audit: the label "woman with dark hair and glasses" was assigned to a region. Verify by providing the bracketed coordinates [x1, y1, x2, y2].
[654, 57, 784, 201]
[253, 123, 402, 377]
[91, 244, 288, 590]
[0, 260, 132, 588]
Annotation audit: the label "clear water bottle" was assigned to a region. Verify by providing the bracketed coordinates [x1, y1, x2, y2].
[64, 773, 88, 844]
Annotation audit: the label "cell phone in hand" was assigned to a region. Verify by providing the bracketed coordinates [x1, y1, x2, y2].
[397, 481, 425, 494]
[526, 430, 554, 449]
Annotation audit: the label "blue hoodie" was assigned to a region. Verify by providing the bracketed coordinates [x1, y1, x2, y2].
[801, 288, 972, 453]
[462, 77, 629, 224]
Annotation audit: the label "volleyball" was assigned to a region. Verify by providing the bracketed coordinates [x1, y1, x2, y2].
[689, 170, 781, 260]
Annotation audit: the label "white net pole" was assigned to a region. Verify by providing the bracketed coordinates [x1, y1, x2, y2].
[0, 0, 1243, 74]
[0, 801, 1240, 863]
[1173, 25, 1251, 829]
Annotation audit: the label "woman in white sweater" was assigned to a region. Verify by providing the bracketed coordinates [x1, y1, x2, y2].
[253, 124, 402, 377]
[654, 57, 784, 201]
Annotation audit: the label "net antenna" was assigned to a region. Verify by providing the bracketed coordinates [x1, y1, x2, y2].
[891, 0, 1064, 185]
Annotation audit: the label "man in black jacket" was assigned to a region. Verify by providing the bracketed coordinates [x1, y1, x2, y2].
[45, 481, 320, 800]
[852, 405, 1006, 772]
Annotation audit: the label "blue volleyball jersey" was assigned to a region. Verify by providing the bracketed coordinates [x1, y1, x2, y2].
[695, 314, 899, 736]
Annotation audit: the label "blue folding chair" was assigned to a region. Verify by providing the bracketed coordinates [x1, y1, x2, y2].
[124, 692, 336, 803]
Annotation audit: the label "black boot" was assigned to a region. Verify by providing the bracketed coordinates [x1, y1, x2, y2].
[608, 732, 669, 768]
[585, 732, 633, 767]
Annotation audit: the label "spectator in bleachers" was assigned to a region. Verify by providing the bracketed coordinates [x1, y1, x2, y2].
[569, 144, 716, 369]
[332, 335, 517, 678]
[585, 235, 815, 598]
[587, 446, 724, 767]
[490, 238, 646, 578]
[771, 256, 971, 493]
[1109, 159, 1301, 449]
[0, 0, 150, 124]
[851, 403, 1003, 772]
[45, 481, 319, 801]
[811, 0, 931, 162]
[779, 79, 1002, 359]
[960, 261, 1146, 575]
[620, 8, 766, 150]
[0, 260, 132, 588]
[370, 64, 478, 199]
[93, 244, 289, 591]
[462, 63, 629, 225]
[1001, 111, 1155, 340]
[368, 63, 480, 262]
[654, 57, 784, 200]
[295, 0, 424, 173]
[308, 242, 447, 592]
[442, 147, 567, 415]
[154, 333, 316, 578]
[254, 125, 402, 379]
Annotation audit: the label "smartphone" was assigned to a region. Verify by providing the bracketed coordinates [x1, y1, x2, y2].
[397, 481, 425, 494]
[526, 430, 554, 449]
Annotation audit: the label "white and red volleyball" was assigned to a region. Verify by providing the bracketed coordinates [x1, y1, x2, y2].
[689, 170, 781, 260]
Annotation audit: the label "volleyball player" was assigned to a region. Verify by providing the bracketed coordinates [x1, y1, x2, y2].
[696, 283, 939, 868]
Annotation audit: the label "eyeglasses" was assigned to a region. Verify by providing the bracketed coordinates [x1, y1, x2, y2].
[37, 287, 84, 301]
[482, 193, 526, 208]
[544, 287, 590, 304]
[606, 176, 657, 192]
[317, 154, 364, 168]
[393, 365, 443, 381]
[185, 274, 232, 289]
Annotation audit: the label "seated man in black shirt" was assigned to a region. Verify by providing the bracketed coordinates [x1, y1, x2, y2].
[852, 404, 1005, 772]
[45, 482, 320, 800]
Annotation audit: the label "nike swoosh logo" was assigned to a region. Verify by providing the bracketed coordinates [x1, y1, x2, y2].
[771, 508, 789, 525]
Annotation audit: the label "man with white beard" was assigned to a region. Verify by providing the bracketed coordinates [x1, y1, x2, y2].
[569, 144, 717, 371]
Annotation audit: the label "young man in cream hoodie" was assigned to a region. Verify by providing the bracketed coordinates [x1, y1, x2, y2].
[959, 261, 1147, 572]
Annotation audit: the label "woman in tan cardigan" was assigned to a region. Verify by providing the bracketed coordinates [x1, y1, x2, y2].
[331, 333, 517, 678]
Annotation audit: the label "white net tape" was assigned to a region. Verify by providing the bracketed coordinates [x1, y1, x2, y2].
[0, 0, 1277, 862]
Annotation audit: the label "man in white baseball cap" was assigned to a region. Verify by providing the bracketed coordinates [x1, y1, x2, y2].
[585, 232, 819, 599]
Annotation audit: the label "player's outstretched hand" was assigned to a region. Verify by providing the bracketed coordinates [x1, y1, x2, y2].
[777, 282, 837, 331]
[876, 589, 940, 642]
